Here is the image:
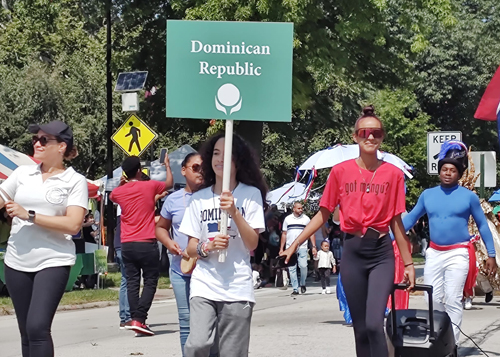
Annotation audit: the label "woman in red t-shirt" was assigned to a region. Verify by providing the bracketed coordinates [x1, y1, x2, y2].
[282, 106, 415, 357]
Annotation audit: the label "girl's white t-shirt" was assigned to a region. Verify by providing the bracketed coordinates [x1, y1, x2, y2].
[179, 183, 265, 303]
[0, 165, 88, 272]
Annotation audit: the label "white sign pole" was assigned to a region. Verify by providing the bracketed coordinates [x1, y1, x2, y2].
[218, 120, 234, 263]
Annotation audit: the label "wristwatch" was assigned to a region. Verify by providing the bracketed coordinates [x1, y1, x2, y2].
[27, 210, 36, 223]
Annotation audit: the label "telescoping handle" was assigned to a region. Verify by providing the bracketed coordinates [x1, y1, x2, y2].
[392, 283, 435, 341]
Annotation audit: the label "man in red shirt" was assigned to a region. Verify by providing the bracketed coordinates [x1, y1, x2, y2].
[110, 155, 173, 336]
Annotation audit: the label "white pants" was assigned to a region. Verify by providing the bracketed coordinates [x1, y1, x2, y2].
[424, 247, 469, 344]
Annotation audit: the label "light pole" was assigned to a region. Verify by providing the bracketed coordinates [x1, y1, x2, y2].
[106, 0, 115, 261]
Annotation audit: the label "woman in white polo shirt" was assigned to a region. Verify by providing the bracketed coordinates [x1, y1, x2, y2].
[0, 120, 87, 357]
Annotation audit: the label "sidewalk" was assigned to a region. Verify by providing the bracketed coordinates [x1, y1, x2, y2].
[153, 287, 175, 301]
[0, 287, 176, 316]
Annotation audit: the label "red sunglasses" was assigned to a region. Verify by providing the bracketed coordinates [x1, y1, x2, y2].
[356, 128, 384, 139]
[32, 135, 58, 146]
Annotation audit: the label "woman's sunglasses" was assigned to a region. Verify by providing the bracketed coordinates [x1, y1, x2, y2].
[186, 164, 202, 173]
[356, 128, 384, 139]
[32, 135, 58, 146]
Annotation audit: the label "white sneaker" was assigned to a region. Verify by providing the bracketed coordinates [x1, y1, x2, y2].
[322, 289, 326, 294]
[326, 287, 331, 294]
[464, 297, 472, 310]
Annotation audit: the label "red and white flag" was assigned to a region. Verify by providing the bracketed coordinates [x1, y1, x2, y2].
[475, 65, 500, 122]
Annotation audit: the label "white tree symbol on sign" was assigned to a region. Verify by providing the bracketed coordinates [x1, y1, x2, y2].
[215, 83, 242, 115]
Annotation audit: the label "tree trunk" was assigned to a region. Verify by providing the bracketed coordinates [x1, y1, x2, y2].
[235, 121, 263, 162]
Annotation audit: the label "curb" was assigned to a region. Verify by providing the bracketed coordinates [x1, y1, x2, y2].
[57, 300, 119, 312]
[0, 300, 120, 316]
[0, 292, 176, 316]
[0, 307, 13, 316]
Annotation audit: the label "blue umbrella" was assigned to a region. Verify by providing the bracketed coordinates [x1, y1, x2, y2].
[488, 190, 500, 202]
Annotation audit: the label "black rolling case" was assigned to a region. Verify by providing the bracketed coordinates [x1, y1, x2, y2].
[386, 284, 457, 357]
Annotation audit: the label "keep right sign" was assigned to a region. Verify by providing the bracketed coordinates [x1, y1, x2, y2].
[427, 131, 462, 175]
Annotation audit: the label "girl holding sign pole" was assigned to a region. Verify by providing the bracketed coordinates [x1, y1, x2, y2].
[180, 133, 267, 357]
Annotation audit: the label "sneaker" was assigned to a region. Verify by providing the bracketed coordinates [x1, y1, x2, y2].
[135, 331, 151, 337]
[134, 332, 151, 337]
[301, 286, 306, 294]
[326, 287, 331, 294]
[464, 297, 472, 310]
[321, 289, 326, 295]
[485, 291, 493, 303]
[120, 321, 132, 330]
[129, 320, 154, 336]
[291, 290, 299, 296]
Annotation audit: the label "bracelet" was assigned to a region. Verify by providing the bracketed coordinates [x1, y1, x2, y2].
[197, 241, 208, 258]
[404, 262, 414, 267]
[202, 242, 209, 256]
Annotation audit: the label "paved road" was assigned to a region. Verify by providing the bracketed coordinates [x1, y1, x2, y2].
[1, 274, 500, 356]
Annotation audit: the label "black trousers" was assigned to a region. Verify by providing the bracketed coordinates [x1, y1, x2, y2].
[341, 234, 395, 357]
[121, 241, 160, 324]
[5, 264, 70, 357]
[318, 268, 331, 289]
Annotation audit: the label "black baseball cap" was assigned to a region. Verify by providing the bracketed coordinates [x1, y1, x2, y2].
[28, 120, 74, 150]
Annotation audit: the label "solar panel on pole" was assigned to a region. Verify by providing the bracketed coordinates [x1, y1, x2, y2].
[114, 71, 148, 92]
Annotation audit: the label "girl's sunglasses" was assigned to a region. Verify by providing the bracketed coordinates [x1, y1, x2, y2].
[356, 128, 384, 139]
[32, 135, 58, 146]
[186, 163, 202, 173]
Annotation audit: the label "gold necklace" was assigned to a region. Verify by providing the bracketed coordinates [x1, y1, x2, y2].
[356, 159, 380, 193]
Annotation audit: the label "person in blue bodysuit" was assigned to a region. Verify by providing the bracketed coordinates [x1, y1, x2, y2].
[402, 140, 497, 344]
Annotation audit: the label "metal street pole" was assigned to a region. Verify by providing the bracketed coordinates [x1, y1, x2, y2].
[480, 153, 485, 199]
[106, 0, 115, 261]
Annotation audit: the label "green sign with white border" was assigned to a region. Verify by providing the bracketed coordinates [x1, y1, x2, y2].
[166, 20, 293, 122]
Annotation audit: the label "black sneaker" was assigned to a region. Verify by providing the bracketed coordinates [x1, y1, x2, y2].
[291, 290, 299, 296]
[301, 286, 306, 294]
[485, 291, 493, 303]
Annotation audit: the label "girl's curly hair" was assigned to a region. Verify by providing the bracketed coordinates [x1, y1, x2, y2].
[199, 133, 268, 210]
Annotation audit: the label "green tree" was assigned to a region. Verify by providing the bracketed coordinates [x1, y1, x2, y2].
[0, 0, 466, 196]
[369, 89, 437, 205]
[411, 0, 500, 151]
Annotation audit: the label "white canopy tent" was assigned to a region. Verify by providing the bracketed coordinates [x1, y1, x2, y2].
[267, 182, 307, 206]
[299, 144, 413, 179]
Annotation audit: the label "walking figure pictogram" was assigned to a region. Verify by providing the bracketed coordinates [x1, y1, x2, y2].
[111, 114, 157, 157]
[125, 122, 141, 152]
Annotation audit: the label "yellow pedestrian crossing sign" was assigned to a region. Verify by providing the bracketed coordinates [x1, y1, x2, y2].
[112, 114, 158, 157]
